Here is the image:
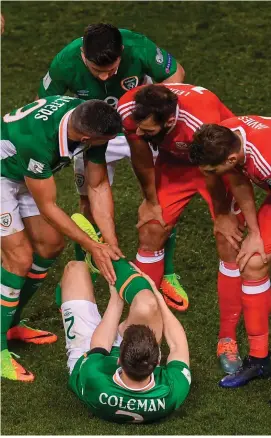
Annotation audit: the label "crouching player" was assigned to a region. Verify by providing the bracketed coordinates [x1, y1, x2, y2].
[190, 115, 271, 387]
[59, 215, 191, 423]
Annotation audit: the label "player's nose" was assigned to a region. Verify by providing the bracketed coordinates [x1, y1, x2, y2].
[136, 127, 144, 136]
[98, 72, 110, 81]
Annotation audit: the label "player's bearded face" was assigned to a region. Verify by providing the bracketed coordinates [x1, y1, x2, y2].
[142, 126, 170, 145]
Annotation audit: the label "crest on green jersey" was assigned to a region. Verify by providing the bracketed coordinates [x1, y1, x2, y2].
[0, 213, 12, 228]
[121, 76, 139, 91]
[75, 173, 85, 188]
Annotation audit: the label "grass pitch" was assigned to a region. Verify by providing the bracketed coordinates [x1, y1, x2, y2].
[1, 1, 271, 435]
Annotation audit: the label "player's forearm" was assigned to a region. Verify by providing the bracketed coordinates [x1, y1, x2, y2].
[229, 173, 259, 234]
[90, 294, 124, 351]
[88, 182, 118, 246]
[162, 63, 185, 84]
[205, 173, 230, 216]
[132, 157, 157, 204]
[37, 202, 98, 250]
[155, 293, 189, 359]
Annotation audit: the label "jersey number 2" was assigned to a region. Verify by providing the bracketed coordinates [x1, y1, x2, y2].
[115, 410, 144, 423]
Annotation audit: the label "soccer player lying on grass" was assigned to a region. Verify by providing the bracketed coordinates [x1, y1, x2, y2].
[59, 218, 191, 424]
[189, 115, 271, 388]
[1, 97, 122, 381]
[118, 83, 245, 374]
[38, 23, 185, 305]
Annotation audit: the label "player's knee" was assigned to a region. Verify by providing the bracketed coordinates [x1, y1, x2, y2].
[138, 223, 169, 251]
[35, 234, 65, 259]
[64, 261, 86, 276]
[132, 290, 159, 320]
[2, 244, 33, 276]
[241, 255, 269, 281]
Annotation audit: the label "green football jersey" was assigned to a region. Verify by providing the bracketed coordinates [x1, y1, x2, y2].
[1, 96, 107, 181]
[69, 348, 191, 424]
[38, 29, 177, 107]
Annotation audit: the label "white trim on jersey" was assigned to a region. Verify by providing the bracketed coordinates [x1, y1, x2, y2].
[178, 117, 197, 132]
[246, 141, 271, 177]
[230, 126, 247, 164]
[118, 101, 136, 115]
[180, 109, 203, 127]
[58, 109, 75, 158]
[246, 146, 270, 178]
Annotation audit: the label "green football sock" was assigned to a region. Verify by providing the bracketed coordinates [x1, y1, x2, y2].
[164, 226, 177, 276]
[11, 253, 56, 327]
[1, 266, 26, 350]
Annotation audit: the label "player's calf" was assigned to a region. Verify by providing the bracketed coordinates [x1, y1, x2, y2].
[135, 221, 170, 288]
[220, 254, 271, 388]
[215, 232, 242, 374]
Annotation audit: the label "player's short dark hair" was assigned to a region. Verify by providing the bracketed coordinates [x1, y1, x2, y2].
[189, 124, 241, 166]
[71, 100, 122, 136]
[83, 23, 123, 65]
[132, 85, 178, 125]
[120, 324, 159, 382]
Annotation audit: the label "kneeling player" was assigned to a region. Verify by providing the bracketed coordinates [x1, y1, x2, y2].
[59, 218, 191, 423]
[190, 115, 271, 387]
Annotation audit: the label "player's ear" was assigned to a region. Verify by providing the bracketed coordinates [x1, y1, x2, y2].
[227, 153, 238, 165]
[80, 135, 91, 144]
[165, 115, 176, 128]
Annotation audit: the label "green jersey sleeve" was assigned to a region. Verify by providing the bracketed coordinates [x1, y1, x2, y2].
[38, 56, 68, 98]
[17, 144, 53, 179]
[140, 36, 177, 82]
[84, 144, 107, 164]
[165, 360, 191, 408]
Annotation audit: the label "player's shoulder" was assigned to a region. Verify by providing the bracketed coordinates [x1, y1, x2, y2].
[117, 86, 143, 125]
[120, 28, 148, 47]
[54, 37, 82, 64]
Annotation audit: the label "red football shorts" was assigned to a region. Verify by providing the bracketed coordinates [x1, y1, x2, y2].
[155, 155, 243, 226]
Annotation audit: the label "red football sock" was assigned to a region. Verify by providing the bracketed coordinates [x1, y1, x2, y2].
[218, 261, 242, 340]
[242, 276, 270, 358]
[135, 249, 164, 288]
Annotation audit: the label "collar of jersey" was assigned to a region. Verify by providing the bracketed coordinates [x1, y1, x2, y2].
[113, 367, 155, 392]
[230, 125, 247, 164]
[59, 109, 76, 158]
[167, 104, 179, 134]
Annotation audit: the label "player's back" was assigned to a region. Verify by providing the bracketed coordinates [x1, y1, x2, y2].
[1, 96, 83, 180]
[69, 348, 191, 424]
[221, 115, 271, 190]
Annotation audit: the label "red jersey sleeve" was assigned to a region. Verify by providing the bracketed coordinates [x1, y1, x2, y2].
[117, 88, 140, 142]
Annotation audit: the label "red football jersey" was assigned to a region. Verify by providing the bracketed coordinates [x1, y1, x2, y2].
[117, 83, 234, 163]
[221, 115, 271, 191]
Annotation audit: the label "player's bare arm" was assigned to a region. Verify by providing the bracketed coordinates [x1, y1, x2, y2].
[204, 172, 244, 251]
[227, 171, 267, 270]
[137, 271, 189, 366]
[162, 63, 185, 84]
[128, 137, 166, 228]
[90, 285, 124, 351]
[25, 175, 119, 284]
[86, 160, 124, 257]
